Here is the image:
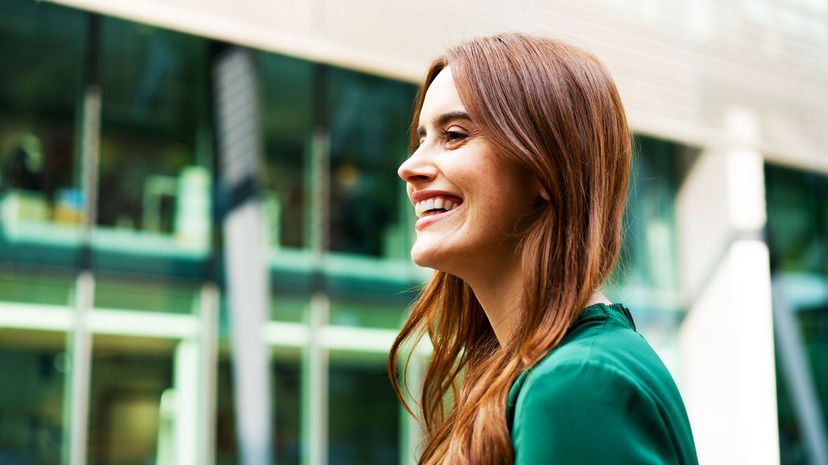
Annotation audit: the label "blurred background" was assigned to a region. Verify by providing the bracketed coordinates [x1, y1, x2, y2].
[0, 0, 825, 464]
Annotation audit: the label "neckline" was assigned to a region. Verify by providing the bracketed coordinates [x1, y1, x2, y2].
[574, 302, 636, 330]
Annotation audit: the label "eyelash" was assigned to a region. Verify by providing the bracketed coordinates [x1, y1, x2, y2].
[441, 128, 467, 143]
[414, 128, 468, 150]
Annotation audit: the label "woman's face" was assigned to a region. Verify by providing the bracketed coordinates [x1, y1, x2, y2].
[398, 67, 542, 277]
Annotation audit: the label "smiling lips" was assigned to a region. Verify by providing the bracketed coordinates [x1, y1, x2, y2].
[411, 193, 464, 231]
[414, 195, 463, 218]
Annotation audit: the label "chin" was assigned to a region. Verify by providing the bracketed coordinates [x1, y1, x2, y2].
[410, 246, 435, 269]
[410, 241, 462, 278]
[410, 239, 444, 270]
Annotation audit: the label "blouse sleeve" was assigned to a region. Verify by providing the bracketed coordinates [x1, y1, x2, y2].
[512, 361, 679, 465]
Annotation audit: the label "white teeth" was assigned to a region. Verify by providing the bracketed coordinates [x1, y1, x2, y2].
[413, 196, 462, 218]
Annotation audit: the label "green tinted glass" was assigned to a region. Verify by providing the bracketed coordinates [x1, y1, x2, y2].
[270, 296, 308, 323]
[325, 67, 417, 258]
[88, 335, 176, 465]
[0, 329, 67, 465]
[0, 268, 74, 306]
[609, 135, 695, 314]
[328, 360, 399, 465]
[0, 0, 84, 254]
[94, 275, 198, 314]
[216, 355, 302, 465]
[259, 53, 313, 250]
[765, 163, 828, 465]
[96, 17, 211, 256]
[766, 164, 828, 275]
[329, 298, 405, 329]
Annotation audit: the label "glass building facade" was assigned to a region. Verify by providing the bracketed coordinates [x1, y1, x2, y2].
[4, 0, 808, 464]
[765, 164, 828, 465]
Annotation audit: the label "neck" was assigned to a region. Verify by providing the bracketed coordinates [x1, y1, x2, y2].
[464, 257, 525, 346]
[463, 261, 611, 346]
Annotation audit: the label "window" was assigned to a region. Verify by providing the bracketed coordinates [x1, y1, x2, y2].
[0, 329, 66, 465]
[87, 335, 175, 465]
[97, 17, 211, 255]
[325, 68, 416, 259]
[216, 356, 302, 465]
[329, 357, 400, 465]
[610, 136, 695, 314]
[260, 53, 313, 250]
[0, 0, 85, 252]
[765, 164, 828, 465]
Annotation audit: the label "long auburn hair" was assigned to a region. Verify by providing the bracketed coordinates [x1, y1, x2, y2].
[388, 33, 631, 464]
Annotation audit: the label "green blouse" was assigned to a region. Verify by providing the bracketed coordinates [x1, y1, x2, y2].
[506, 303, 699, 464]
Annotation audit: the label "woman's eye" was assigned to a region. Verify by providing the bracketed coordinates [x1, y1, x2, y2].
[442, 128, 467, 144]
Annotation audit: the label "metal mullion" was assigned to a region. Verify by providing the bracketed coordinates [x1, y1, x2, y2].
[64, 13, 101, 465]
[399, 352, 424, 465]
[303, 293, 329, 465]
[302, 63, 330, 465]
[199, 283, 220, 465]
[772, 285, 828, 465]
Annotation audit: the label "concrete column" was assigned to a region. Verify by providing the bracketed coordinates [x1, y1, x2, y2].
[214, 46, 273, 465]
[676, 107, 780, 465]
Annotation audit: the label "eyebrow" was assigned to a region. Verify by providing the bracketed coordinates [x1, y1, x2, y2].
[416, 111, 472, 139]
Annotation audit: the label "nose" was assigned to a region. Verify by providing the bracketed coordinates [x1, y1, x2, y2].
[397, 146, 438, 185]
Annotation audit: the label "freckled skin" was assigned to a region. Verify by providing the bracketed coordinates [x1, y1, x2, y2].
[397, 68, 541, 282]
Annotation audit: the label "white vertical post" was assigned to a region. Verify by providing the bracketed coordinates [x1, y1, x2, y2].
[199, 284, 220, 465]
[65, 26, 102, 462]
[66, 271, 94, 465]
[173, 340, 199, 465]
[224, 202, 273, 465]
[398, 351, 424, 465]
[303, 292, 329, 465]
[301, 103, 331, 465]
[214, 46, 273, 465]
[676, 107, 780, 465]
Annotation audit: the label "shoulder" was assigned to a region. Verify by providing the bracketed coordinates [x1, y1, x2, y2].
[511, 359, 677, 464]
[508, 306, 699, 464]
[513, 311, 682, 427]
[514, 357, 655, 429]
[512, 313, 667, 427]
[525, 310, 668, 393]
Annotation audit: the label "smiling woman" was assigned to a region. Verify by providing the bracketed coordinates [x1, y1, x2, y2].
[389, 33, 698, 465]
[399, 67, 542, 319]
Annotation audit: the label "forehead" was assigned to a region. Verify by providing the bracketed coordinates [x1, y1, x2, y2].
[419, 67, 466, 125]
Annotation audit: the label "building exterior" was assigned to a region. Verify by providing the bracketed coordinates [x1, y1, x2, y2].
[0, 1, 825, 465]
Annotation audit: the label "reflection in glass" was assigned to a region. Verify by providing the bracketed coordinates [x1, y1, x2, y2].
[329, 360, 399, 465]
[765, 164, 828, 465]
[329, 298, 404, 329]
[94, 275, 198, 314]
[259, 53, 313, 249]
[88, 336, 175, 465]
[0, 329, 66, 465]
[97, 18, 211, 252]
[610, 136, 694, 314]
[270, 296, 308, 323]
[326, 68, 416, 258]
[0, 268, 74, 306]
[0, 0, 84, 245]
[766, 165, 828, 276]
